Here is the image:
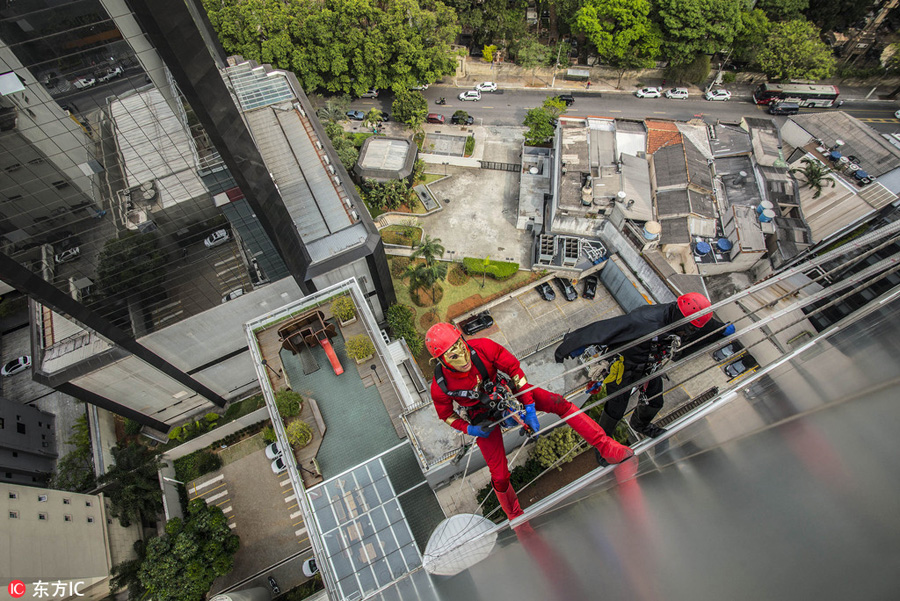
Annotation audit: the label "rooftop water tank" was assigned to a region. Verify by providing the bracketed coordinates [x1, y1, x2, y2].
[759, 209, 776, 223]
[717, 238, 733, 252]
[695, 241, 712, 255]
[643, 221, 661, 240]
[756, 200, 774, 215]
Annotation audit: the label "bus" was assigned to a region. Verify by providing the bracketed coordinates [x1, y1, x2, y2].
[752, 83, 840, 108]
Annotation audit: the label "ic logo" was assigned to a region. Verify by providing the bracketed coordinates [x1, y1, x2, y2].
[8, 580, 26, 598]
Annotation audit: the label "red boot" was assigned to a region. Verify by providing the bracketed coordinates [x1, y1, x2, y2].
[494, 482, 524, 520]
[565, 407, 634, 464]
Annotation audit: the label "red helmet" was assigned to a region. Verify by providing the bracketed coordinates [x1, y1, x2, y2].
[677, 293, 712, 327]
[425, 323, 463, 358]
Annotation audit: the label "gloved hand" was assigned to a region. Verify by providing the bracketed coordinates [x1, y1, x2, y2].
[501, 409, 519, 428]
[467, 423, 491, 438]
[723, 323, 736, 336]
[523, 404, 540, 433]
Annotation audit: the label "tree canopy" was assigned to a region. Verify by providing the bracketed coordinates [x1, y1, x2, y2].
[804, 0, 869, 32]
[203, 0, 460, 95]
[733, 9, 771, 64]
[756, 20, 835, 81]
[576, 0, 661, 87]
[654, 0, 745, 67]
[138, 499, 240, 601]
[392, 89, 428, 130]
[756, 0, 808, 22]
[99, 443, 162, 528]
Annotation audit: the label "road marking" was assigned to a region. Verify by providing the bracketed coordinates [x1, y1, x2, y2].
[652, 111, 666, 114]
[229, 523, 237, 529]
[221, 506, 233, 514]
[293, 519, 305, 526]
[205, 491, 228, 503]
[290, 510, 304, 519]
[216, 498, 230, 507]
[295, 527, 307, 536]
[282, 488, 292, 495]
[287, 503, 298, 511]
[214, 257, 238, 267]
[280, 478, 291, 487]
[150, 301, 181, 313]
[285, 495, 296, 503]
[191, 482, 227, 500]
[191, 474, 223, 493]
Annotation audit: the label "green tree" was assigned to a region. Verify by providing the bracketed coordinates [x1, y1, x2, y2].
[576, 0, 661, 89]
[804, 0, 869, 32]
[402, 260, 431, 300]
[99, 443, 162, 528]
[317, 96, 352, 122]
[364, 108, 384, 128]
[323, 121, 359, 169]
[756, 20, 835, 81]
[96, 232, 167, 299]
[386, 303, 424, 355]
[110, 540, 147, 601]
[757, 0, 808, 21]
[138, 499, 239, 601]
[514, 36, 550, 85]
[733, 9, 771, 65]
[275, 389, 303, 418]
[411, 235, 445, 266]
[523, 107, 557, 146]
[286, 420, 314, 447]
[366, 180, 409, 211]
[790, 157, 836, 198]
[655, 0, 744, 67]
[424, 261, 449, 302]
[392, 89, 428, 130]
[52, 415, 95, 492]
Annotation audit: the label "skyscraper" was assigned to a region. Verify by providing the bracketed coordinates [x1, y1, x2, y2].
[0, 0, 393, 430]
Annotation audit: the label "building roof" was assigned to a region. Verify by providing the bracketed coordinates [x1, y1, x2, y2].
[619, 153, 653, 221]
[646, 120, 682, 154]
[224, 60, 295, 110]
[745, 118, 784, 167]
[653, 143, 688, 189]
[356, 137, 417, 182]
[660, 216, 691, 245]
[717, 156, 763, 208]
[110, 89, 207, 207]
[684, 137, 713, 192]
[708, 122, 753, 157]
[789, 111, 900, 178]
[519, 147, 551, 222]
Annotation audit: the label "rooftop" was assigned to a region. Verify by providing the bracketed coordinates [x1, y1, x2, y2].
[356, 137, 417, 182]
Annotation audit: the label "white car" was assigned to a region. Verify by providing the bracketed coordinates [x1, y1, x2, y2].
[72, 77, 95, 89]
[221, 288, 244, 303]
[360, 88, 379, 98]
[54, 246, 81, 264]
[1, 355, 31, 377]
[302, 558, 319, 577]
[475, 82, 498, 92]
[98, 66, 123, 82]
[665, 88, 689, 100]
[204, 229, 230, 248]
[271, 457, 287, 474]
[409, 83, 429, 90]
[705, 89, 732, 101]
[265, 442, 282, 460]
[634, 87, 662, 98]
[458, 90, 481, 101]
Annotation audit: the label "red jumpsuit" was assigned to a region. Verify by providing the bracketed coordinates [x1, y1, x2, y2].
[431, 338, 630, 493]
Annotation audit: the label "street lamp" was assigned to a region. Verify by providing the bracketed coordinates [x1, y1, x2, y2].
[261, 359, 282, 379]
[370, 364, 382, 384]
[162, 477, 183, 485]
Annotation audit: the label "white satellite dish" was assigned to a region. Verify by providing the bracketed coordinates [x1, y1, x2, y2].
[422, 513, 498, 576]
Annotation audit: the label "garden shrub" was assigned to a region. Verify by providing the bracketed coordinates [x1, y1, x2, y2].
[286, 420, 314, 448]
[345, 334, 375, 360]
[205, 413, 219, 423]
[262, 426, 276, 444]
[722, 72, 736, 84]
[331, 295, 356, 322]
[447, 264, 469, 285]
[390, 257, 411, 277]
[464, 136, 475, 157]
[275, 390, 303, 418]
[386, 303, 424, 356]
[174, 449, 222, 483]
[167, 426, 182, 442]
[462, 257, 519, 280]
[124, 419, 142, 436]
[534, 426, 582, 470]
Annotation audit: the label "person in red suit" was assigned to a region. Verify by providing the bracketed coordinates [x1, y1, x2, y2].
[426, 322, 634, 521]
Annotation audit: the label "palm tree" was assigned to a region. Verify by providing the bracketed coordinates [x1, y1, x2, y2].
[411, 235, 445, 266]
[364, 108, 383, 128]
[402, 261, 430, 301]
[99, 443, 162, 527]
[790, 157, 836, 199]
[423, 261, 449, 303]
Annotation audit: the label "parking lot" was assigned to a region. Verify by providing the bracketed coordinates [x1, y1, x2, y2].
[189, 444, 311, 592]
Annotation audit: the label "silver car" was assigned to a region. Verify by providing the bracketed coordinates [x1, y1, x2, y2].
[204, 229, 230, 248]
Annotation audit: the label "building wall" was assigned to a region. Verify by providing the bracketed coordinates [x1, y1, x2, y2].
[0, 397, 56, 486]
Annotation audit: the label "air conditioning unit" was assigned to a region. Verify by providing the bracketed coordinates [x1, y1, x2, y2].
[327, 165, 336, 175]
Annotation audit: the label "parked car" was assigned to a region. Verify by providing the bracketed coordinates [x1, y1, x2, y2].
[458, 90, 481, 101]
[271, 456, 287, 474]
[460, 311, 494, 335]
[345, 110, 365, 121]
[536, 281, 556, 301]
[54, 246, 81, 264]
[98, 66, 124, 82]
[268, 576, 281, 595]
[302, 558, 319, 578]
[221, 288, 244, 303]
[724, 357, 756, 379]
[265, 442, 282, 460]
[713, 341, 744, 363]
[582, 275, 598, 299]
[665, 88, 689, 100]
[554, 277, 577, 301]
[1, 355, 31, 377]
[705, 89, 732, 101]
[204, 229, 230, 248]
[360, 88, 379, 98]
[553, 94, 575, 106]
[72, 77, 95, 89]
[451, 113, 474, 125]
[380, 112, 391, 122]
[409, 83, 429, 90]
[634, 87, 661, 99]
[426, 113, 445, 124]
[475, 81, 498, 92]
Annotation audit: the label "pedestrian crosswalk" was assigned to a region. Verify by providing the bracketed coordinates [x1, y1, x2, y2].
[190, 474, 236, 530]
